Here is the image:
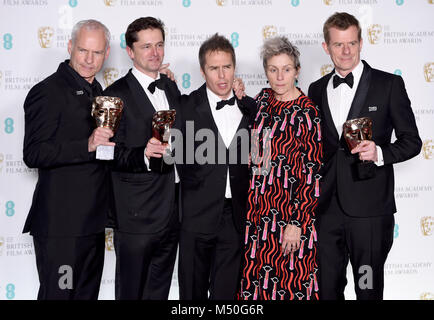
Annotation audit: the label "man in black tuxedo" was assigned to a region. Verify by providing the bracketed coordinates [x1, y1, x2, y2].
[103, 17, 181, 300]
[23, 20, 113, 299]
[308, 12, 422, 300]
[177, 34, 255, 300]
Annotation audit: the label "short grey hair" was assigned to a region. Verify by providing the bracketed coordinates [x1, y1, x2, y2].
[260, 36, 300, 70]
[71, 19, 111, 51]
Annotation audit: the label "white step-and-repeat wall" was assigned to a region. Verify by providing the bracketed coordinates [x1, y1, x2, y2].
[0, 0, 433, 300]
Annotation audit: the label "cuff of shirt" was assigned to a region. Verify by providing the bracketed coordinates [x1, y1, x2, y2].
[375, 145, 384, 167]
[144, 149, 151, 171]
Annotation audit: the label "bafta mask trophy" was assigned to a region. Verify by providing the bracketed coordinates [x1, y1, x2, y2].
[91, 96, 124, 160]
[343, 117, 376, 180]
[149, 109, 176, 173]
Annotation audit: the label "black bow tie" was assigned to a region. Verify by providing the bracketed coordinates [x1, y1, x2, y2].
[148, 78, 165, 94]
[216, 96, 236, 110]
[333, 72, 354, 89]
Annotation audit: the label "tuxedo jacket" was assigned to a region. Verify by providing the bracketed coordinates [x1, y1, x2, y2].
[177, 84, 256, 234]
[308, 60, 422, 217]
[103, 71, 181, 234]
[22, 61, 110, 237]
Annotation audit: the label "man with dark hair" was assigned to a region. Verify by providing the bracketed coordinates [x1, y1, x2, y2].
[308, 12, 421, 300]
[177, 33, 255, 300]
[103, 16, 181, 300]
[23, 19, 112, 299]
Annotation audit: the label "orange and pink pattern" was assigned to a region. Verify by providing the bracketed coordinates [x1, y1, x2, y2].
[238, 88, 322, 300]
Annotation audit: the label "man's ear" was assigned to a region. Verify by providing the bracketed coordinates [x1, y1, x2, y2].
[104, 45, 111, 61]
[322, 41, 330, 55]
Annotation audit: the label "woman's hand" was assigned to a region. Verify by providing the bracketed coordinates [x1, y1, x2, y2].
[281, 224, 301, 256]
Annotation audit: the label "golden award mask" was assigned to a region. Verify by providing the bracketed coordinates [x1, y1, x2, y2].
[343, 117, 373, 151]
[150, 110, 176, 173]
[91, 96, 124, 160]
[343, 117, 375, 180]
[152, 110, 176, 143]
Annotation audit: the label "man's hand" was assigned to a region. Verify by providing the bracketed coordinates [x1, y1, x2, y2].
[281, 224, 301, 256]
[145, 137, 169, 159]
[351, 140, 378, 162]
[159, 63, 175, 81]
[88, 127, 115, 152]
[233, 77, 246, 99]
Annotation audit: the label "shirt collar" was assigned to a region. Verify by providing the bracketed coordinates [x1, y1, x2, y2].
[63, 59, 100, 97]
[206, 87, 234, 108]
[131, 66, 160, 91]
[334, 60, 364, 83]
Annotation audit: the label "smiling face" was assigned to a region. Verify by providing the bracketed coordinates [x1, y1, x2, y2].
[126, 28, 164, 79]
[265, 53, 299, 101]
[68, 27, 110, 83]
[200, 50, 235, 100]
[322, 25, 362, 77]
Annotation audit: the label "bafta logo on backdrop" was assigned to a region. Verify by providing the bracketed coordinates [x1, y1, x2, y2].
[0, 236, 4, 256]
[367, 24, 382, 44]
[38, 27, 54, 48]
[421, 217, 434, 236]
[422, 140, 433, 160]
[323, 0, 333, 5]
[423, 62, 433, 82]
[216, 0, 227, 6]
[0, 153, 3, 173]
[262, 26, 277, 40]
[320, 64, 333, 76]
[103, 68, 119, 88]
[104, 0, 117, 6]
[420, 292, 434, 300]
[105, 229, 114, 251]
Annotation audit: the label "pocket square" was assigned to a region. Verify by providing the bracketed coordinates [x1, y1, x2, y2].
[368, 106, 377, 112]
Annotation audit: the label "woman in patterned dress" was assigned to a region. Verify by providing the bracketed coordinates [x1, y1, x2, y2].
[238, 36, 322, 300]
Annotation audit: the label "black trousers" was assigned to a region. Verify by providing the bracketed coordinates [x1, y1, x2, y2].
[33, 232, 105, 300]
[178, 199, 243, 300]
[317, 193, 394, 300]
[114, 185, 180, 300]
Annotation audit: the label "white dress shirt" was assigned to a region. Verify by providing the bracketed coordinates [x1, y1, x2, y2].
[206, 87, 243, 198]
[327, 61, 383, 166]
[131, 67, 180, 182]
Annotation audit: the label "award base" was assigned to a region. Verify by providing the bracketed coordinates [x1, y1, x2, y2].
[96, 145, 114, 160]
[356, 161, 376, 180]
[149, 156, 173, 173]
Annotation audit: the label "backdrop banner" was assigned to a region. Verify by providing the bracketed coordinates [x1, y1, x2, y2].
[0, 0, 433, 300]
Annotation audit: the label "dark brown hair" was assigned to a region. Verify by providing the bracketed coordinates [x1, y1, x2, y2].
[323, 12, 361, 44]
[125, 16, 165, 48]
[198, 33, 236, 70]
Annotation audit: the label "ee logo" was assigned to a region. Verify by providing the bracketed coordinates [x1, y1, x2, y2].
[183, 0, 191, 7]
[396, 0, 404, 5]
[6, 201, 15, 217]
[394, 224, 399, 239]
[394, 69, 402, 76]
[120, 33, 126, 49]
[69, 0, 78, 7]
[3, 34, 13, 50]
[6, 283, 15, 299]
[231, 33, 239, 48]
[4, 118, 14, 134]
[182, 73, 191, 89]
[291, 0, 300, 7]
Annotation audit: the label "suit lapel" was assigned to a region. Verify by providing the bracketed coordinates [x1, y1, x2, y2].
[159, 74, 181, 131]
[346, 60, 372, 120]
[125, 70, 155, 121]
[320, 73, 340, 141]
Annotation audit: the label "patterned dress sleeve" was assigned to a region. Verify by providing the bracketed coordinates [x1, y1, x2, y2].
[288, 96, 323, 231]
